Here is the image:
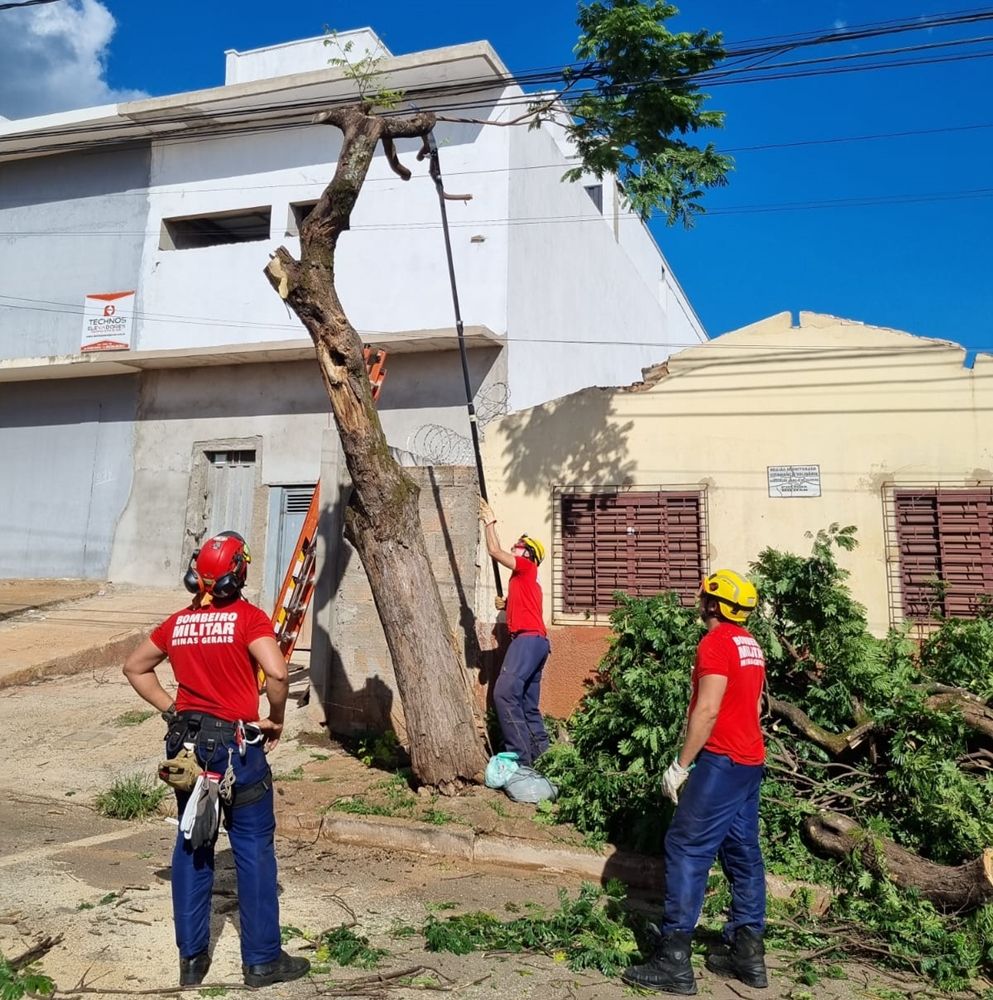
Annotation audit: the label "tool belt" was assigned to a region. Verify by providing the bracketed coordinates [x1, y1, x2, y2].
[161, 712, 270, 810]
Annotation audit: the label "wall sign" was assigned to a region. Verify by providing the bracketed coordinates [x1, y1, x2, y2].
[767, 464, 821, 498]
[80, 290, 135, 352]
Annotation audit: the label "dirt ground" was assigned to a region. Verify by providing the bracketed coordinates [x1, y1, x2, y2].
[0, 660, 941, 999]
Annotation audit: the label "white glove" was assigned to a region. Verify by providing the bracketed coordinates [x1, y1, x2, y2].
[662, 760, 690, 803]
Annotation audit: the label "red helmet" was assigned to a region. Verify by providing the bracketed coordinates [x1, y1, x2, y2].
[184, 531, 251, 599]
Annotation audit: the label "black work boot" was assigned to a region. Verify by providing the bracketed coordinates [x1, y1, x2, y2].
[243, 949, 310, 987]
[178, 951, 210, 986]
[622, 931, 697, 995]
[705, 926, 768, 989]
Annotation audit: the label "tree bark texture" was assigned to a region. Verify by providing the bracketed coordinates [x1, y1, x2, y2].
[264, 105, 487, 789]
[804, 811, 993, 911]
[769, 697, 875, 755]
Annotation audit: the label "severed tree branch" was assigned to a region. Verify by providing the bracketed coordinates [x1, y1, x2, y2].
[769, 697, 876, 755]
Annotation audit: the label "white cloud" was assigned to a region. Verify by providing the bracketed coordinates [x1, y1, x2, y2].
[0, 0, 146, 119]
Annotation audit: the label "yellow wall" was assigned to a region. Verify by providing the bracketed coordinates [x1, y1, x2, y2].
[480, 312, 993, 635]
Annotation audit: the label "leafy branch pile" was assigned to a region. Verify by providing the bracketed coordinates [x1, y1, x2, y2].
[540, 525, 993, 989]
[423, 881, 639, 975]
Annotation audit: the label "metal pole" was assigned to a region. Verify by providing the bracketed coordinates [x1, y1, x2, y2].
[426, 130, 503, 597]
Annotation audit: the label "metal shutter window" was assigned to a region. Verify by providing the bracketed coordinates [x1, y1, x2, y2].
[893, 487, 993, 620]
[560, 490, 705, 615]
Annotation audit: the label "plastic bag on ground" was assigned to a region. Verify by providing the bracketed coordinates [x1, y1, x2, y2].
[503, 766, 558, 804]
[484, 752, 520, 789]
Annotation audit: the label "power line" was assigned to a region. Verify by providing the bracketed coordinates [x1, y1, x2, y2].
[0, 0, 62, 9]
[1, 185, 990, 240]
[0, 293, 989, 354]
[5, 9, 993, 158]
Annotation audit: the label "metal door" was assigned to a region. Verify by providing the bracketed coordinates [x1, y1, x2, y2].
[269, 485, 317, 651]
[203, 449, 256, 542]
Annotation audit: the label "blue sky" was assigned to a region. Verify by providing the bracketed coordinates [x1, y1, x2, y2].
[3, 1, 992, 348]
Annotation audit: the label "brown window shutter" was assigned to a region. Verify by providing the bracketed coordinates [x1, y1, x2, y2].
[560, 490, 704, 614]
[894, 488, 993, 620]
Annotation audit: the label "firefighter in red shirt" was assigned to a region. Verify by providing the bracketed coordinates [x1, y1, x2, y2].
[123, 532, 309, 989]
[624, 569, 768, 996]
[479, 499, 550, 766]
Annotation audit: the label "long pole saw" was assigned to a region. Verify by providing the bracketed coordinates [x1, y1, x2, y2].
[424, 130, 504, 597]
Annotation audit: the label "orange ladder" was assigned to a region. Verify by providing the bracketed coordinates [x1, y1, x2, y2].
[259, 347, 388, 687]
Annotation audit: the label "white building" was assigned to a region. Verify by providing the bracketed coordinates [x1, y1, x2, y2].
[0, 29, 704, 606]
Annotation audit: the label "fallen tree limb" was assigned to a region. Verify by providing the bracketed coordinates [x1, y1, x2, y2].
[924, 692, 993, 739]
[9, 934, 62, 970]
[769, 698, 876, 755]
[804, 811, 993, 911]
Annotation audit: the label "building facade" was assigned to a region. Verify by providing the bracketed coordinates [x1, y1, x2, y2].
[479, 312, 993, 716]
[0, 29, 703, 607]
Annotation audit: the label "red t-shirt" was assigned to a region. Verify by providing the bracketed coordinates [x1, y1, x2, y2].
[690, 622, 766, 765]
[506, 556, 546, 636]
[150, 597, 273, 722]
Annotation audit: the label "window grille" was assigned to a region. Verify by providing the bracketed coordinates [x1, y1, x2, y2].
[552, 485, 708, 625]
[884, 484, 993, 622]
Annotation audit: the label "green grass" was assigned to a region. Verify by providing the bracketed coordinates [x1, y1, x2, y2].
[95, 774, 168, 820]
[112, 709, 155, 727]
[273, 766, 305, 782]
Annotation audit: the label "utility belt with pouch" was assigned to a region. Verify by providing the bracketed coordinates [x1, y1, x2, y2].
[158, 711, 271, 811]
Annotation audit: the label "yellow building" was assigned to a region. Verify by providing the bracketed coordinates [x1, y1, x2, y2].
[479, 312, 993, 715]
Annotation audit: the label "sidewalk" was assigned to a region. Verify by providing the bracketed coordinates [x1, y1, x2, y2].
[0, 583, 182, 689]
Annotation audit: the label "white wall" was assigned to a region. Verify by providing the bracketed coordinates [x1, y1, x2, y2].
[504, 124, 690, 409]
[224, 30, 390, 85]
[135, 103, 512, 352]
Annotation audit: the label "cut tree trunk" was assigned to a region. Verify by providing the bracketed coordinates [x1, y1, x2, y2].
[264, 104, 487, 790]
[804, 811, 993, 911]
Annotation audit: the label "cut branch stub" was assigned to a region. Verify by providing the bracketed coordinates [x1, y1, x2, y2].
[804, 811, 993, 911]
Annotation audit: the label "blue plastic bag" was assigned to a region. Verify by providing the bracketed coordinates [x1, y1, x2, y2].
[484, 752, 520, 789]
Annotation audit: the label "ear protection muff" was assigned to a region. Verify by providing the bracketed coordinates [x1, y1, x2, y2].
[181, 532, 251, 598]
[183, 549, 203, 595]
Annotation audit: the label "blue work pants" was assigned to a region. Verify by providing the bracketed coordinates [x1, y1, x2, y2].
[662, 749, 766, 938]
[493, 633, 551, 766]
[170, 740, 281, 966]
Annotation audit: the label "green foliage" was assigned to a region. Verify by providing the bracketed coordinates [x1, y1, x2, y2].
[312, 925, 387, 969]
[423, 882, 640, 975]
[565, 0, 731, 225]
[323, 29, 404, 109]
[352, 729, 405, 770]
[111, 709, 154, 727]
[0, 954, 54, 1000]
[541, 524, 993, 988]
[541, 591, 700, 852]
[919, 613, 993, 699]
[95, 773, 167, 820]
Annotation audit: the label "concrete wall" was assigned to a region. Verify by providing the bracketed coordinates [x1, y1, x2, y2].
[480, 312, 993, 711]
[106, 350, 501, 587]
[0, 376, 137, 577]
[0, 145, 150, 359]
[313, 464, 480, 737]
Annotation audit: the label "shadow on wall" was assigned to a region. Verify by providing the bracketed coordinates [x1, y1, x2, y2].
[309, 479, 395, 734]
[500, 388, 636, 495]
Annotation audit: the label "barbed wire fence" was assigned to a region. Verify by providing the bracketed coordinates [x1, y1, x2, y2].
[407, 381, 509, 466]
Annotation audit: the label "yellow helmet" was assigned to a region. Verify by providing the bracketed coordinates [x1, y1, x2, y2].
[519, 534, 546, 565]
[700, 569, 758, 623]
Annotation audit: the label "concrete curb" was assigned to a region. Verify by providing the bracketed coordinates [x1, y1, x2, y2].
[277, 809, 831, 909]
[277, 810, 665, 890]
[0, 631, 145, 690]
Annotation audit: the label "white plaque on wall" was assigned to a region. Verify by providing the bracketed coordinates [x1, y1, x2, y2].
[767, 465, 821, 498]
